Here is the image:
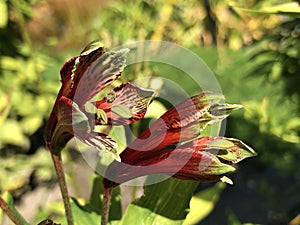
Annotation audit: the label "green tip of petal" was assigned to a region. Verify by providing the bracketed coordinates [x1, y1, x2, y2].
[235, 140, 258, 161]
[112, 152, 121, 162]
[80, 41, 105, 55]
[207, 138, 257, 164]
[225, 103, 243, 112]
[206, 156, 236, 175]
[209, 103, 243, 118]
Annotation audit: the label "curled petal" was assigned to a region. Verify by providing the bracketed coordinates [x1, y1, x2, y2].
[59, 41, 106, 100]
[44, 96, 90, 154]
[45, 96, 119, 159]
[93, 82, 155, 125]
[75, 48, 130, 106]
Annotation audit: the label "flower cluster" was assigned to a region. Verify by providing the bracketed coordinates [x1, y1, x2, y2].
[103, 92, 256, 187]
[44, 41, 155, 160]
[44, 41, 256, 189]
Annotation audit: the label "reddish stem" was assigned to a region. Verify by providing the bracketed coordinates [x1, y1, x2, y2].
[50, 152, 74, 225]
[0, 196, 24, 225]
[101, 187, 112, 225]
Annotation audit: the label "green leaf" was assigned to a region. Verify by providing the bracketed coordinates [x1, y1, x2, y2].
[1, 192, 30, 225]
[120, 178, 198, 225]
[49, 198, 101, 225]
[0, 119, 30, 149]
[0, 0, 8, 28]
[71, 198, 100, 225]
[0, 150, 53, 192]
[231, 2, 300, 18]
[183, 182, 226, 225]
[0, 91, 11, 126]
[144, 100, 167, 118]
[21, 115, 43, 135]
[89, 175, 122, 220]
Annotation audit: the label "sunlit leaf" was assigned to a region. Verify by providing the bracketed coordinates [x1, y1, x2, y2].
[0, 119, 29, 148]
[0, 91, 11, 126]
[0, 0, 8, 28]
[144, 100, 167, 118]
[71, 198, 100, 225]
[231, 2, 300, 17]
[121, 178, 197, 225]
[183, 182, 225, 225]
[21, 115, 43, 135]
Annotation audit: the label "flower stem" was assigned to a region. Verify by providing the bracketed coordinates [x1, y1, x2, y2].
[101, 187, 112, 225]
[51, 152, 74, 225]
[0, 196, 24, 225]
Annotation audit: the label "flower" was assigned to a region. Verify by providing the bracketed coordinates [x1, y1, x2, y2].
[44, 41, 155, 159]
[103, 92, 256, 187]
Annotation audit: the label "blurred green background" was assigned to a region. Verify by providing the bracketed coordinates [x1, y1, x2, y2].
[0, 0, 300, 224]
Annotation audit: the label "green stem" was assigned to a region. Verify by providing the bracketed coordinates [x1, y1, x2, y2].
[50, 152, 74, 225]
[101, 187, 112, 225]
[0, 196, 24, 225]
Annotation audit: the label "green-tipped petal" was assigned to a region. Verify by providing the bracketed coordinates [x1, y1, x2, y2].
[206, 137, 257, 163]
[204, 154, 236, 175]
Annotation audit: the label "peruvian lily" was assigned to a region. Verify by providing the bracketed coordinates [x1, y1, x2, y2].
[103, 92, 257, 188]
[44, 41, 155, 159]
[43, 41, 154, 225]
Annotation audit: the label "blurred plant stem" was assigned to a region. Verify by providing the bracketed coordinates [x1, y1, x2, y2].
[50, 151, 74, 225]
[64, 149, 83, 198]
[0, 196, 23, 225]
[101, 187, 112, 225]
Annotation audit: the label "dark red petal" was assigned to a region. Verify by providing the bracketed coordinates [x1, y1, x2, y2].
[92, 82, 155, 125]
[44, 96, 90, 154]
[74, 48, 130, 106]
[103, 136, 256, 187]
[119, 92, 230, 164]
[103, 140, 234, 188]
[60, 56, 77, 84]
[60, 44, 106, 100]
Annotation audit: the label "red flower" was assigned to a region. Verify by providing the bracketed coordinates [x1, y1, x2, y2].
[44, 41, 154, 158]
[103, 92, 256, 187]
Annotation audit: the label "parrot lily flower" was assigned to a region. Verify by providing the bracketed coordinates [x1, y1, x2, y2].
[43, 41, 154, 225]
[103, 92, 256, 188]
[44, 41, 155, 159]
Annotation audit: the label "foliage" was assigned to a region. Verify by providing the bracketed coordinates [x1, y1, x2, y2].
[1, 0, 300, 225]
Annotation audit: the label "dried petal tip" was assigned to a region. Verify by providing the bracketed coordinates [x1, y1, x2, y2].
[220, 176, 233, 185]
